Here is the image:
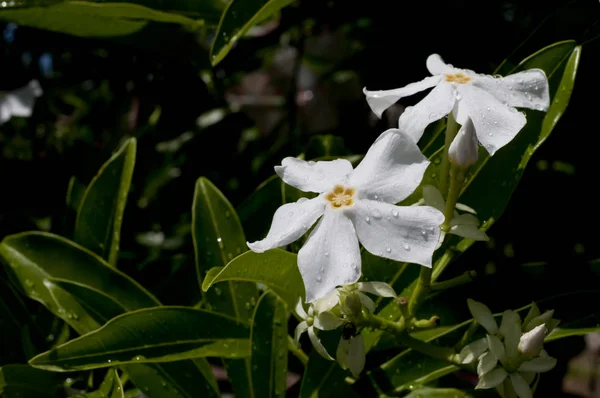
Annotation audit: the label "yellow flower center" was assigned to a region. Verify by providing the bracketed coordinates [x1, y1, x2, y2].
[325, 185, 355, 208]
[444, 72, 472, 84]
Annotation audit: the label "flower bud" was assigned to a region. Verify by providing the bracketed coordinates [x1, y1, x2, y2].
[449, 117, 478, 168]
[518, 324, 547, 358]
[340, 292, 363, 319]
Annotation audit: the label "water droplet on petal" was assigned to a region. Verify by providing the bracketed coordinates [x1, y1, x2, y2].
[324, 251, 329, 257]
[385, 247, 392, 253]
[392, 209, 399, 217]
[365, 216, 370, 223]
[372, 209, 382, 219]
[308, 161, 316, 165]
[403, 243, 411, 251]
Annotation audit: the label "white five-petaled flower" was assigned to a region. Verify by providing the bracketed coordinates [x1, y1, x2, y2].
[247, 130, 444, 302]
[0, 80, 43, 124]
[363, 54, 550, 155]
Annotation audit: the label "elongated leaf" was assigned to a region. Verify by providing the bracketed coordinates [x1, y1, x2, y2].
[211, 0, 294, 65]
[30, 307, 251, 371]
[404, 387, 472, 398]
[80, 368, 124, 398]
[0, 364, 62, 398]
[250, 292, 288, 398]
[203, 249, 304, 309]
[75, 138, 136, 267]
[193, 177, 257, 320]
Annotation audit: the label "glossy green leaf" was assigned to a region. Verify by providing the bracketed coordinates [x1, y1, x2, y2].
[203, 249, 304, 309]
[29, 307, 251, 371]
[66, 176, 86, 212]
[210, 0, 295, 65]
[249, 292, 288, 398]
[0, 0, 225, 38]
[404, 387, 473, 398]
[75, 138, 136, 267]
[79, 368, 124, 398]
[192, 177, 257, 320]
[0, 364, 62, 398]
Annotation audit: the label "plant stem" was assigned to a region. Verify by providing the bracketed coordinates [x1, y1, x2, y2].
[439, 112, 459, 197]
[408, 266, 432, 318]
[441, 164, 466, 233]
[431, 249, 454, 283]
[431, 270, 477, 291]
[287, 335, 309, 366]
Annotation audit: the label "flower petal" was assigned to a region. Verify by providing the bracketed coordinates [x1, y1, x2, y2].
[467, 298, 498, 334]
[518, 356, 557, 373]
[473, 69, 549, 112]
[397, 82, 456, 142]
[314, 311, 345, 331]
[448, 117, 479, 167]
[457, 84, 526, 156]
[247, 197, 325, 253]
[459, 337, 489, 364]
[363, 75, 441, 118]
[295, 297, 308, 319]
[336, 338, 350, 369]
[422, 185, 445, 212]
[349, 129, 430, 204]
[524, 309, 555, 332]
[477, 351, 498, 376]
[294, 321, 309, 346]
[499, 310, 522, 358]
[426, 54, 453, 75]
[348, 201, 444, 267]
[450, 222, 489, 241]
[346, 335, 366, 378]
[357, 292, 376, 313]
[0, 80, 43, 124]
[476, 368, 508, 389]
[298, 209, 361, 302]
[308, 326, 334, 360]
[275, 157, 353, 193]
[509, 373, 533, 398]
[522, 303, 540, 328]
[358, 282, 397, 298]
[313, 289, 340, 313]
[455, 202, 477, 214]
[488, 335, 507, 363]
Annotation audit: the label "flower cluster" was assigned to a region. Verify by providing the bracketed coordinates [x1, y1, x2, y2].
[460, 299, 559, 398]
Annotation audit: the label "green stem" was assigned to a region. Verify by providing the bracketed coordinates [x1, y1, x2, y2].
[439, 112, 459, 198]
[441, 164, 466, 233]
[431, 249, 454, 283]
[408, 266, 432, 317]
[287, 335, 309, 366]
[454, 320, 479, 351]
[431, 270, 477, 291]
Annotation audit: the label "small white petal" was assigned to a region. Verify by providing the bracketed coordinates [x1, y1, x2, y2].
[346, 334, 366, 378]
[509, 373, 533, 398]
[298, 210, 361, 303]
[247, 197, 325, 253]
[398, 81, 456, 143]
[450, 224, 489, 241]
[499, 310, 522, 358]
[349, 129, 430, 204]
[474, 69, 550, 112]
[422, 185, 445, 212]
[467, 299, 498, 334]
[314, 311, 345, 331]
[522, 303, 540, 328]
[308, 326, 334, 360]
[295, 298, 308, 320]
[476, 368, 508, 389]
[357, 292, 376, 313]
[294, 321, 309, 346]
[362, 75, 441, 118]
[426, 54, 453, 75]
[357, 282, 397, 298]
[518, 356, 557, 373]
[448, 117, 479, 168]
[0, 80, 43, 124]
[349, 201, 444, 267]
[275, 157, 353, 193]
[477, 351, 498, 376]
[487, 335, 507, 363]
[313, 290, 340, 313]
[459, 337, 488, 364]
[455, 202, 477, 214]
[336, 338, 350, 369]
[457, 84, 526, 156]
[524, 309, 555, 332]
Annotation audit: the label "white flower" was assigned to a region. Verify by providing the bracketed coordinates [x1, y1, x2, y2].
[448, 117, 478, 168]
[247, 130, 444, 302]
[363, 54, 549, 155]
[421, 185, 488, 241]
[518, 325, 547, 359]
[0, 80, 43, 124]
[337, 333, 365, 378]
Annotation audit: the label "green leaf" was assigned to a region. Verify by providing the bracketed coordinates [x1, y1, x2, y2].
[192, 177, 257, 320]
[210, 0, 295, 65]
[404, 387, 473, 398]
[29, 307, 251, 371]
[66, 176, 86, 212]
[249, 292, 288, 398]
[80, 368, 124, 398]
[0, 0, 225, 38]
[75, 138, 136, 267]
[203, 249, 304, 309]
[0, 364, 62, 398]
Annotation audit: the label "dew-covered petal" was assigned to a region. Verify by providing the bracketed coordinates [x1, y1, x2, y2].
[275, 157, 353, 193]
[247, 196, 325, 253]
[349, 129, 430, 204]
[295, 297, 308, 319]
[488, 335, 507, 363]
[473, 69, 549, 112]
[363, 75, 441, 118]
[422, 185, 445, 212]
[357, 281, 397, 298]
[426, 54, 453, 75]
[398, 81, 456, 143]
[509, 373, 533, 398]
[457, 84, 526, 156]
[0, 80, 43, 124]
[298, 210, 361, 303]
[477, 351, 498, 376]
[467, 298, 498, 334]
[476, 368, 508, 389]
[294, 321, 309, 346]
[308, 326, 334, 360]
[348, 201, 444, 267]
[459, 337, 489, 364]
[518, 356, 557, 373]
[450, 214, 489, 241]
